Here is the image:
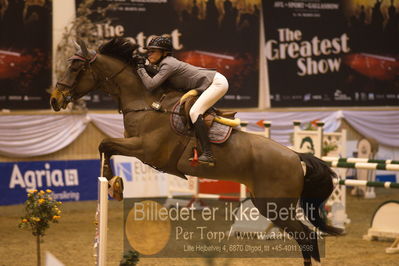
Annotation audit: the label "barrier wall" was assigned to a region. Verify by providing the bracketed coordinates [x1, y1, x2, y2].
[0, 122, 106, 205]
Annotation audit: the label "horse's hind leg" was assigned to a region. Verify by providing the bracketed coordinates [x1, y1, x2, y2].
[252, 198, 320, 266]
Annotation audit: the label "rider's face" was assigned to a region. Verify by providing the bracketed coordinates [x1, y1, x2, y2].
[147, 49, 165, 64]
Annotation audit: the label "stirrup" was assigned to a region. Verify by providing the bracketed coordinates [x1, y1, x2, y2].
[189, 148, 199, 167]
[189, 156, 215, 167]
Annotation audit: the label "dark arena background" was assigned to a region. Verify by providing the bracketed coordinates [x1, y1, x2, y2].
[1, 0, 399, 265]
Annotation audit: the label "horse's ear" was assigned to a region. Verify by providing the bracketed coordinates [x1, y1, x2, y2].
[76, 39, 89, 58]
[73, 41, 81, 53]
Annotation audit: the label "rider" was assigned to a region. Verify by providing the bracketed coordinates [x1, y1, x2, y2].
[134, 35, 229, 166]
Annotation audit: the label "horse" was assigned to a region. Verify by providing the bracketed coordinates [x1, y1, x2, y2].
[50, 38, 342, 265]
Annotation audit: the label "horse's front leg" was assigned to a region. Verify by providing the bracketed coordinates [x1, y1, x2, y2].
[98, 137, 144, 201]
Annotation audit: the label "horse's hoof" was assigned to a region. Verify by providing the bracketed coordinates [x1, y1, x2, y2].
[108, 176, 124, 201]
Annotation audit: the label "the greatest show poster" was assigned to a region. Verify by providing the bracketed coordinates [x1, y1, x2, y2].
[76, 0, 261, 109]
[263, 0, 399, 107]
[0, 1, 52, 109]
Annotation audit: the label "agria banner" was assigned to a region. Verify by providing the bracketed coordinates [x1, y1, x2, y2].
[263, 0, 399, 107]
[76, 0, 261, 108]
[0, 160, 100, 205]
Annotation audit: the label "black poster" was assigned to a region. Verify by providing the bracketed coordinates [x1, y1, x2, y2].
[76, 0, 260, 109]
[263, 0, 399, 107]
[0, 0, 52, 109]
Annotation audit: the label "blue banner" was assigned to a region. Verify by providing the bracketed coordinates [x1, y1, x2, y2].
[0, 160, 100, 205]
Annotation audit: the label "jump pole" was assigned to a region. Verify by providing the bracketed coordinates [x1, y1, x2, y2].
[197, 193, 242, 201]
[96, 177, 108, 266]
[325, 161, 399, 171]
[323, 156, 399, 165]
[333, 179, 399, 189]
[95, 153, 108, 266]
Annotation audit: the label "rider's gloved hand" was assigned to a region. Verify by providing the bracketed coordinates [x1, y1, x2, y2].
[132, 54, 146, 69]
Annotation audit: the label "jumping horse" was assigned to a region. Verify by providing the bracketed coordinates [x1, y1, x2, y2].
[51, 38, 342, 265]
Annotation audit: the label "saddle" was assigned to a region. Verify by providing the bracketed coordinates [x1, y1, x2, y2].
[170, 96, 239, 144]
[183, 96, 238, 126]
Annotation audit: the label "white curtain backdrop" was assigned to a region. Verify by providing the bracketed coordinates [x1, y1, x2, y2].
[0, 110, 397, 157]
[342, 111, 399, 147]
[0, 114, 90, 157]
[89, 113, 124, 138]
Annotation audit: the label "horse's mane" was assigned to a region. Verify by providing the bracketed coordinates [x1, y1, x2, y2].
[98, 38, 179, 98]
[98, 38, 139, 64]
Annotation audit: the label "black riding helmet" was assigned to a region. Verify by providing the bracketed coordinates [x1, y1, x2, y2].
[147, 35, 173, 53]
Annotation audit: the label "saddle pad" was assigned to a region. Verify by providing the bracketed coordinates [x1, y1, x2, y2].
[170, 103, 232, 144]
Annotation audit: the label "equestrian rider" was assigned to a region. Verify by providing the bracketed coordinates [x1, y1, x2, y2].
[134, 35, 229, 166]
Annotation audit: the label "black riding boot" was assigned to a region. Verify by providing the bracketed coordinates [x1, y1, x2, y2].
[193, 115, 215, 166]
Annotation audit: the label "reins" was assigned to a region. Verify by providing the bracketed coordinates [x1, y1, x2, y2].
[91, 60, 129, 112]
[122, 101, 183, 116]
[63, 51, 183, 116]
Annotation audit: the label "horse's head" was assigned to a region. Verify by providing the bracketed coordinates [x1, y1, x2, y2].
[50, 40, 97, 111]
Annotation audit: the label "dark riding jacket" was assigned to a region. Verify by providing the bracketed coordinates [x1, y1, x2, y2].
[137, 56, 216, 92]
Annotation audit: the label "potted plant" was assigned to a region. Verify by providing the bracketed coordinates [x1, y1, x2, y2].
[19, 189, 62, 266]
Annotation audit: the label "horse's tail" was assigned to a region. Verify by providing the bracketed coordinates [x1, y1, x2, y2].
[297, 152, 344, 236]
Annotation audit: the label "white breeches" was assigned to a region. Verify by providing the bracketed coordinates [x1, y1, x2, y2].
[189, 72, 229, 123]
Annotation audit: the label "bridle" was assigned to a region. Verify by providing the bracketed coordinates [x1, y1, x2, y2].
[55, 53, 127, 106]
[55, 51, 178, 115]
